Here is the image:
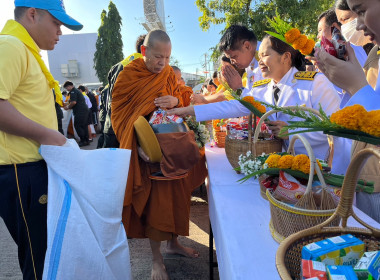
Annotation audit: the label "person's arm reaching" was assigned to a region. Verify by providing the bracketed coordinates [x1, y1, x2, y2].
[0, 99, 66, 146]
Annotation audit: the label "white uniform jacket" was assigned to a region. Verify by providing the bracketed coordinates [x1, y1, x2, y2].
[195, 67, 351, 174]
[242, 41, 263, 97]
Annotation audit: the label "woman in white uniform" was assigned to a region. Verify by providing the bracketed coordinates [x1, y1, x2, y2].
[169, 35, 350, 173]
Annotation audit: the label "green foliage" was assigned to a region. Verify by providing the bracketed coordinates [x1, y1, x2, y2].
[195, 0, 334, 62]
[94, 1, 124, 85]
[169, 56, 181, 68]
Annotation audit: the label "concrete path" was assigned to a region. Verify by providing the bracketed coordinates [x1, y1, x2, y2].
[0, 136, 219, 280]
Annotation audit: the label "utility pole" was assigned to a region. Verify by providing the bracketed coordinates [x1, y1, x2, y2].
[204, 53, 208, 80]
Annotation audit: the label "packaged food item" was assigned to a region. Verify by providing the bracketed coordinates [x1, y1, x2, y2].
[302, 260, 327, 280]
[312, 181, 341, 207]
[354, 251, 380, 280]
[272, 171, 307, 204]
[327, 265, 359, 280]
[318, 27, 347, 60]
[302, 239, 340, 266]
[327, 235, 364, 266]
[149, 109, 183, 124]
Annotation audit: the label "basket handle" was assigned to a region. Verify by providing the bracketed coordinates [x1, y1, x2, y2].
[253, 106, 334, 164]
[306, 148, 380, 236]
[287, 134, 327, 193]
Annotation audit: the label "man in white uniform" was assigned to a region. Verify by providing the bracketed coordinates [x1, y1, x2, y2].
[218, 25, 263, 96]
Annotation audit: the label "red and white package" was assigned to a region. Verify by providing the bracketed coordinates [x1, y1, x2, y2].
[272, 171, 307, 204]
[149, 109, 183, 124]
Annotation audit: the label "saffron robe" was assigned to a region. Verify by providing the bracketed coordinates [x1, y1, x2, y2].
[111, 58, 207, 240]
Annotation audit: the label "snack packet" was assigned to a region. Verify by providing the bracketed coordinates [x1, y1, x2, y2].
[272, 171, 307, 204]
[149, 109, 183, 124]
[318, 27, 346, 60]
[302, 260, 327, 280]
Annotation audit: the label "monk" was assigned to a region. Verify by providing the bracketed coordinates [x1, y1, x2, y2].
[171, 65, 193, 107]
[111, 30, 207, 280]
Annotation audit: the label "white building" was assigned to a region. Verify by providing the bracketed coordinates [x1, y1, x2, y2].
[48, 33, 101, 89]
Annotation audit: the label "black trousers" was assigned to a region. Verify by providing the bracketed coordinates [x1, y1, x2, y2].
[0, 161, 48, 280]
[73, 113, 89, 143]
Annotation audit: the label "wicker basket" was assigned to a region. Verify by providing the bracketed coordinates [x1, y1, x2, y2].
[213, 130, 226, 148]
[259, 175, 270, 200]
[267, 133, 339, 243]
[276, 148, 380, 280]
[225, 113, 282, 170]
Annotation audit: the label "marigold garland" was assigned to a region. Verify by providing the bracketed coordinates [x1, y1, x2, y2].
[300, 39, 316, 56]
[277, 155, 294, 169]
[265, 154, 282, 168]
[242, 96, 266, 114]
[292, 154, 310, 174]
[284, 28, 301, 44]
[330, 104, 367, 131]
[361, 110, 380, 137]
[292, 34, 308, 50]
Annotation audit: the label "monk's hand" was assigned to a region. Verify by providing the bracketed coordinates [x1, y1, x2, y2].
[137, 146, 150, 162]
[315, 43, 368, 95]
[266, 120, 289, 140]
[154, 96, 179, 109]
[190, 94, 207, 105]
[221, 64, 242, 91]
[167, 106, 195, 117]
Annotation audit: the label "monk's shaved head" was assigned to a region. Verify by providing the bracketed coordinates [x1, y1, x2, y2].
[141, 29, 172, 74]
[143, 29, 171, 48]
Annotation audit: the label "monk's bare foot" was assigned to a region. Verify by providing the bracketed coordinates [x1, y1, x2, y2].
[151, 258, 169, 280]
[166, 239, 199, 258]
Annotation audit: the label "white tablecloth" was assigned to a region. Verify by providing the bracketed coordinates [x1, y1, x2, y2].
[205, 145, 380, 280]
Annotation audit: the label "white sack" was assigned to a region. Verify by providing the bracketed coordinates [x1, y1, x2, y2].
[40, 140, 132, 280]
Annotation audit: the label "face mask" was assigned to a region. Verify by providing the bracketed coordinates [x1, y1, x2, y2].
[341, 18, 372, 46]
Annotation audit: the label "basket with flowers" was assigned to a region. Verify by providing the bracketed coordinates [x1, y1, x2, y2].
[237, 132, 374, 242]
[212, 119, 227, 148]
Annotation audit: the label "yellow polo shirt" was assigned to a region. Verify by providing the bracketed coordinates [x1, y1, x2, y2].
[0, 35, 57, 164]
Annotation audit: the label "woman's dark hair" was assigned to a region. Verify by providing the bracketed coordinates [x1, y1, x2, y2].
[78, 85, 86, 92]
[335, 0, 350, 11]
[263, 34, 306, 71]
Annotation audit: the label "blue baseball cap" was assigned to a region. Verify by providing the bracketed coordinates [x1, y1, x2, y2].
[15, 0, 83, 31]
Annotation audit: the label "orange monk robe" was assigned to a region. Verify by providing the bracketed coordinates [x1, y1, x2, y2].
[111, 58, 207, 240]
[179, 85, 193, 107]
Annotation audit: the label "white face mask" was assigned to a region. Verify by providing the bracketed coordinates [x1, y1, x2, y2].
[341, 18, 372, 46]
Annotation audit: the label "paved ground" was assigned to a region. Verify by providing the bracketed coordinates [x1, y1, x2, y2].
[0, 135, 219, 280]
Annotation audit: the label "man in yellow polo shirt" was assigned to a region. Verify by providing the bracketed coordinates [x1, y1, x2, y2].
[0, 1, 82, 279]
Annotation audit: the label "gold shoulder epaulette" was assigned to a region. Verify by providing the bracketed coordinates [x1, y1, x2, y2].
[252, 79, 271, 87]
[294, 71, 318, 81]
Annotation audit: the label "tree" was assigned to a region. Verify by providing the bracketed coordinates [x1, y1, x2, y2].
[196, 0, 334, 62]
[170, 56, 181, 68]
[94, 1, 124, 85]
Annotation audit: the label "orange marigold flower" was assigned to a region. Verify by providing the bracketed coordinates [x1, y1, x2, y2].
[291, 154, 310, 174]
[278, 155, 294, 169]
[361, 110, 380, 137]
[212, 119, 221, 131]
[292, 34, 308, 50]
[285, 28, 301, 44]
[265, 154, 282, 168]
[300, 39, 315, 55]
[242, 96, 266, 114]
[330, 104, 367, 131]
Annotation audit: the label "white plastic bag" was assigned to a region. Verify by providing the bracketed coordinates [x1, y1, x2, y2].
[40, 140, 132, 280]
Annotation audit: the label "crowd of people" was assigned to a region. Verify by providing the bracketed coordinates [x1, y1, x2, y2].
[0, 0, 380, 279]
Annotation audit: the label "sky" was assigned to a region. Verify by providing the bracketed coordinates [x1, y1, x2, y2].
[0, 0, 225, 76]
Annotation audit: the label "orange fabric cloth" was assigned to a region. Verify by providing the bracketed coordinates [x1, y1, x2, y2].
[111, 58, 207, 240]
[179, 85, 193, 107]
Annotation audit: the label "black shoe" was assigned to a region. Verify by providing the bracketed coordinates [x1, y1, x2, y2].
[78, 141, 85, 147]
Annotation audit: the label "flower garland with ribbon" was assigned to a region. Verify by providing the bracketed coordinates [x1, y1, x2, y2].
[265, 12, 315, 56]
